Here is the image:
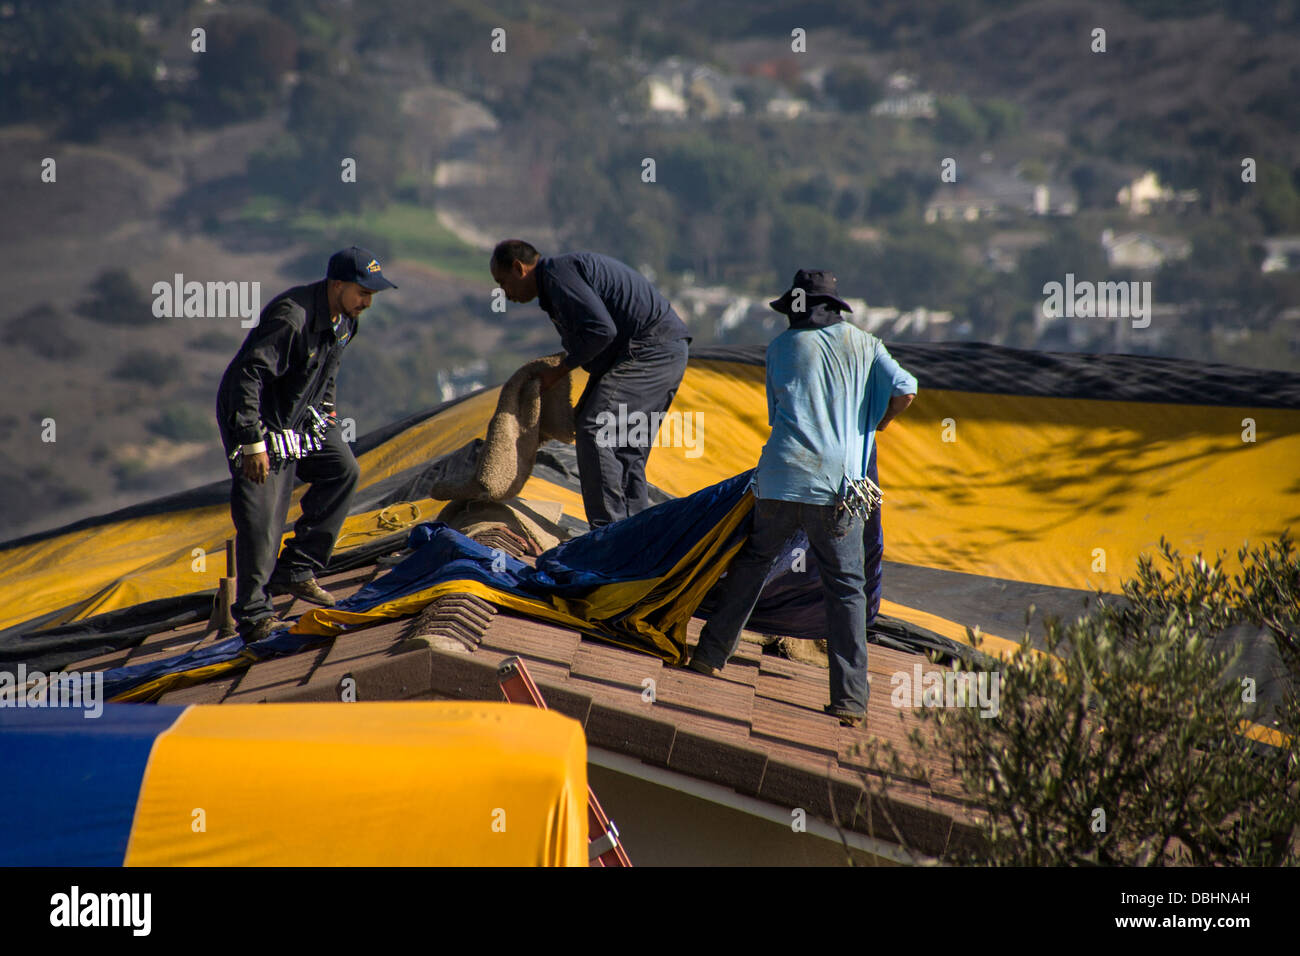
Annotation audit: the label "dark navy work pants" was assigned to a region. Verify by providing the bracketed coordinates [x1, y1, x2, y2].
[574, 338, 689, 529]
[221, 426, 360, 636]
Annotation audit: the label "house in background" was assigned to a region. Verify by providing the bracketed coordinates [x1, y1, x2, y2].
[984, 230, 1049, 272]
[1259, 236, 1300, 273]
[871, 91, 936, 119]
[1116, 170, 1200, 216]
[1101, 229, 1192, 271]
[869, 70, 936, 119]
[850, 306, 953, 341]
[641, 57, 811, 120]
[925, 171, 1077, 223]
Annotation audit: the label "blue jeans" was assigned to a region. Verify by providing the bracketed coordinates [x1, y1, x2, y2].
[695, 497, 869, 714]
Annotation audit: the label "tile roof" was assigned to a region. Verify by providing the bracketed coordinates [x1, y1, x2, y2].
[70, 560, 986, 860]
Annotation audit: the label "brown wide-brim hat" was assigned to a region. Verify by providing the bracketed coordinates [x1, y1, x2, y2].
[769, 268, 852, 315]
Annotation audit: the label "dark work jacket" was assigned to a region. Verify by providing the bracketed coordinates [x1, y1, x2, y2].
[535, 252, 690, 378]
[215, 280, 356, 449]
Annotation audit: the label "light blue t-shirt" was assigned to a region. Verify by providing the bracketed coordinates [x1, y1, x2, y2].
[754, 321, 918, 505]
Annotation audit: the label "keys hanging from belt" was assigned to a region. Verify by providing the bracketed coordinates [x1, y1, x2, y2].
[228, 427, 322, 470]
[269, 426, 323, 464]
[229, 407, 333, 470]
[836, 474, 883, 521]
[306, 405, 335, 445]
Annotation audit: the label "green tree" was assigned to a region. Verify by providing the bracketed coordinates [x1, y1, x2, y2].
[149, 405, 215, 442]
[1017, 226, 1110, 302]
[933, 94, 987, 145]
[860, 229, 970, 308]
[860, 535, 1300, 866]
[768, 204, 847, 277]
[824, 64, 882, 112]
[977, 98, 1023, 140]
[191, 10, 297, 123]
[1256, 162, 1300, 234]
[0, 1, 161, 134]
[248, 71, 403, 212]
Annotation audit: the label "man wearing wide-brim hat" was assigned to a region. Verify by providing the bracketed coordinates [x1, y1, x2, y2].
[687, 269, 917, 727]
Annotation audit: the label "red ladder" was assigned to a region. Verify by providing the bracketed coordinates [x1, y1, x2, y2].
[496, 656, 632, 867]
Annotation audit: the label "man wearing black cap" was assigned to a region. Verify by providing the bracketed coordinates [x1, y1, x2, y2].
[687, 270, 917, 727]
[489, 240, 691, 529]
[216, 246, 397, 644]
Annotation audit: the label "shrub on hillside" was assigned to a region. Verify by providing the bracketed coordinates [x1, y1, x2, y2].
[861, 534, 1300, 866]
[79, 269, 159, 327]
[148, 405, 214, 442]
[6, 306, 84, 359]
[112, 349, 179, 385]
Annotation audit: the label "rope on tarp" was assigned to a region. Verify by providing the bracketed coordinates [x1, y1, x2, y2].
[336, 502, 423, 548]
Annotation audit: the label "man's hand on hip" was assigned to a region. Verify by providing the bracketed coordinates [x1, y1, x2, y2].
[243, 451, 270, 484]
[878, 393, 916, 431]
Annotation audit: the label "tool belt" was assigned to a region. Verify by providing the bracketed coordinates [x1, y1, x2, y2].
[835, 473, 883, 522]
[228, 405, 336, 470]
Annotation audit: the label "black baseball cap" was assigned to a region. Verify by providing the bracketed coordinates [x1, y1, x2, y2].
[326, 246, 397, 291]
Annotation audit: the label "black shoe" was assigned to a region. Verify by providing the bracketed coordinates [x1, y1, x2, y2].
[824, 704, 865, 728]
[269, 576, 336, 607]
[685, 655, 721, 677]
[243, 615, 288, 644]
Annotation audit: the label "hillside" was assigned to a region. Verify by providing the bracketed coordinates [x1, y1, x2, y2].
[1, 0, 1297, 540]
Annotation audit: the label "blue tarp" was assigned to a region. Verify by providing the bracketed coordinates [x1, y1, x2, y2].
[98, 469, 885, 700]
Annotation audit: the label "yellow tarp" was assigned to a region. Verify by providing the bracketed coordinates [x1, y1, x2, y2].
[124, 702, 588, 866]
[648, 359, 1300, 591]
[2, 356, 1297, 640]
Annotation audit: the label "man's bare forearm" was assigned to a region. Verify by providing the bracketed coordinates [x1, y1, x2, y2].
[877, 393, 915, 431]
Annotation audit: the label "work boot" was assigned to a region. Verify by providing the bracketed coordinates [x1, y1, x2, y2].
[824, 703, 865, 728]
[269, 576, 336, 607]
[242, 615, 289, 645]
[685, 654, 721, 677]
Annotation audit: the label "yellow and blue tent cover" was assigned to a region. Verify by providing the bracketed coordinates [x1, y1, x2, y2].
[0, 701, 588, 866]
[2, 342, 1298, 704]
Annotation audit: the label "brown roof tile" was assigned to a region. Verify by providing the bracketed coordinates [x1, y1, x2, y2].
[713, 655, 762, 688]
[754, 668, 829, 711]
[570, 641, 662, 692]
[531, 677, 593, 726]
[839, 785, 956, 858]
[225, 646, 329, 700]
[652, 668, 754, 725]
[730, 638, 768, 664]
[585, 700, 676, 766]
[108, 563, 984, 856]
[120, 621, 212, 662]
[564, 674, 654, 712]
[667, 731, 768, 795]
[750, 696, 841, 759]
[754, 655, 813, 680]
[479, 615, 581, 667]
[68, 647, 133, 672]
[319, 623, 407, 666]
[277, 642, 434, 703]
[757, 756, 838, 819]
[508, 657, 571, 686]
[425, 644, 508, 702]
[659, 706, 750, 744]
[157, 675, 239, 706]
